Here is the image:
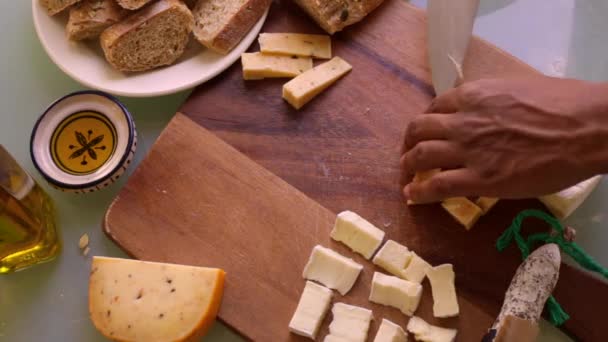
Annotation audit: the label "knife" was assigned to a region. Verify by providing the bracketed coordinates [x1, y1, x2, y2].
[427, 0, 480, 95]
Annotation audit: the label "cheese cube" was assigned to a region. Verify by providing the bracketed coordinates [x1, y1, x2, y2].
[372, 240, 412, 278]
[331, 211, 386, 259]
[476, 197, 499, 215]
[401, 252, 431, 283]
[258, 33, 332, 59]
[441, 197, 483, 230]
[289, 281, 333, 339]
[408, 169, 441, 205]
[241, 52, 313, 80]
[302, 245, 363, 295]
[88, 257, 225, 342]
[283, 56, 352, 110]
[406, 316, 457, 342]
[325, 303, 373, 342]
[369, 272, 422, 316]
[374, 319, 408, 342]
[426, 264, 459, 318]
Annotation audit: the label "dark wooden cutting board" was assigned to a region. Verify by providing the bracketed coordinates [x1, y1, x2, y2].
[105, 1, 608, 341]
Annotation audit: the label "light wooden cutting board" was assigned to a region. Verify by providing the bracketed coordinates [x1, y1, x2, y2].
[105, 1, 608, 340]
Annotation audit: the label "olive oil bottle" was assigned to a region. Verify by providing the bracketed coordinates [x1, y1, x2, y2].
[0, 146, 59, 273]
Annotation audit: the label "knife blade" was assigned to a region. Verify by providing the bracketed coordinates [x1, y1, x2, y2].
[427, 0, 480, 95]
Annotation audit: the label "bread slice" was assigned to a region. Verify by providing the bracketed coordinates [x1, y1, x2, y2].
[40, 0, 83, 16]
[292, 0, 385, 34]
[192, 0, 271, 54]
[67, 0, 128, 41]
[100, 0, 194, 72]
[116, 0, 153, 10]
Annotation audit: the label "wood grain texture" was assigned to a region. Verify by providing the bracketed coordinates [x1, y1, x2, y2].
[106, 0, 608, 341]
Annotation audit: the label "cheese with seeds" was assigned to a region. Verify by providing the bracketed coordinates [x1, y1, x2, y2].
[241, 52, 313, 80]
[302, 245, 363, 295]
[426, 264, 459, 318]
[331, 211, 385, 259]
[401, 252, 431, 283]
[374, 319, 408, 342]
[441, 197, 482, 230]
[89, 257, 225, 342]
[289, 281, 333, 339]
[259, 33, 332, 58]
[283, 56, 352, 110]
[372, 240, 412, 279]
[325, 303, 373, 342]
[406, 316, 457, 342]
[369, 272, 422, 316]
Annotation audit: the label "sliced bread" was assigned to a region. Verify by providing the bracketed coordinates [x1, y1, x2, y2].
[100, 0, 194, 72]
[292, 0, 385, 34]
[116, 0, 153, 10]
[40, 0, 83, 16]
[192, 0, 271, 54]
[67, 0, 128, 41]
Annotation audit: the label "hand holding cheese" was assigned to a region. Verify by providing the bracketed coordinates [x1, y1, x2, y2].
[331, 211, 385, 259]
[426, 264, 459, 318]
[302, 245, 363, 295]
[289, 281, 333, 339]
[369, 272, 422, 316]
[407, 316, 457, 342]
[326, 303, 373, 342]
[88, 257, 225, 342]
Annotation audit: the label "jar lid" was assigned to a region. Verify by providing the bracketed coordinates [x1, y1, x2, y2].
[31, 91, 137, 193]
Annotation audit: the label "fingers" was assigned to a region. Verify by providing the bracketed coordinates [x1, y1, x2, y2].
[400, 140, 463, 174]
[403, 114, 453, 150]
[403, 168, 481, 203]
[426, 86, 463, 113]
[427, 81, 485, 113]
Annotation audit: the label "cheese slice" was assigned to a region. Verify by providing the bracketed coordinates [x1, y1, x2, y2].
[476, 197, 499, 215]
[401, 252, 431, 283]
[88, 257, 225, 342]
[407, 169, 441, 205]
[302, 245, 363, 295]
[426, 264, 459, 318]
[241, 52, 313, 80]
[441, 197, 483, 230]
[374, 319, 408, 342]
[331, 211, 386, 259]
[406, 316, 457, 342]
[373, 240, 412, 278]
[289, 281, 333, 339]
[369, 272, 422, 316]
[539, 176, 601, 219]
[325, 303, 373, 342]
[283, 56, 352, 110]
[258, 33, 332, 59]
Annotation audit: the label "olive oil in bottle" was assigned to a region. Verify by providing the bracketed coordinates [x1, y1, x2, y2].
[0, 146, 60, 273]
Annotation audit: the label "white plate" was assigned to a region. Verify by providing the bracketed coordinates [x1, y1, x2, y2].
[32, 1, 268, 97]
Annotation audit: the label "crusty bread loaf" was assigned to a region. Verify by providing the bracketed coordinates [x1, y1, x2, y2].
[115, 0, 153, 10]
[67, 0, 128, 41]
[40, 0, 83, 16]
[192, 0, 271, 54]
[100, 0, 194, 72]
[292, 0, 385, 34]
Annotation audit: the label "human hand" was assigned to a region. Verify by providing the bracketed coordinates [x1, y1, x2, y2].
[401, 76, 608, 203]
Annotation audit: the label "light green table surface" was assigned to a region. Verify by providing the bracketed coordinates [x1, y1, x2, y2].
[1, 1, 607, 341]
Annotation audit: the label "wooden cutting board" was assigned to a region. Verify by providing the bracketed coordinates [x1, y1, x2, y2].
[105, 1, 608, 341]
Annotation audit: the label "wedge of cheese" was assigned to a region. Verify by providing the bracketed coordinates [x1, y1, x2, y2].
[476, 197, 499, 215]
[426, 264, 459, 318]
[302, 245, 363, 295]
[374, 319, 408, 342]
[89, 257, 225, 342]
[331, 211, 386, 259]
[369, 272, 422, 316]
[325, 303, 373, 342]
[402, 252, 431, 284]
[289, 281, 333, 339]
[441, 197, 483, 230]
[241, 52, 313, 80]
[539, 176, 601, 219]
[407, 169, 441, 205]
[283, 56, 352, 110]
[258, 33, 332, 59]
[406, 316, 457, 342]
[373, 240, 412, 278]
